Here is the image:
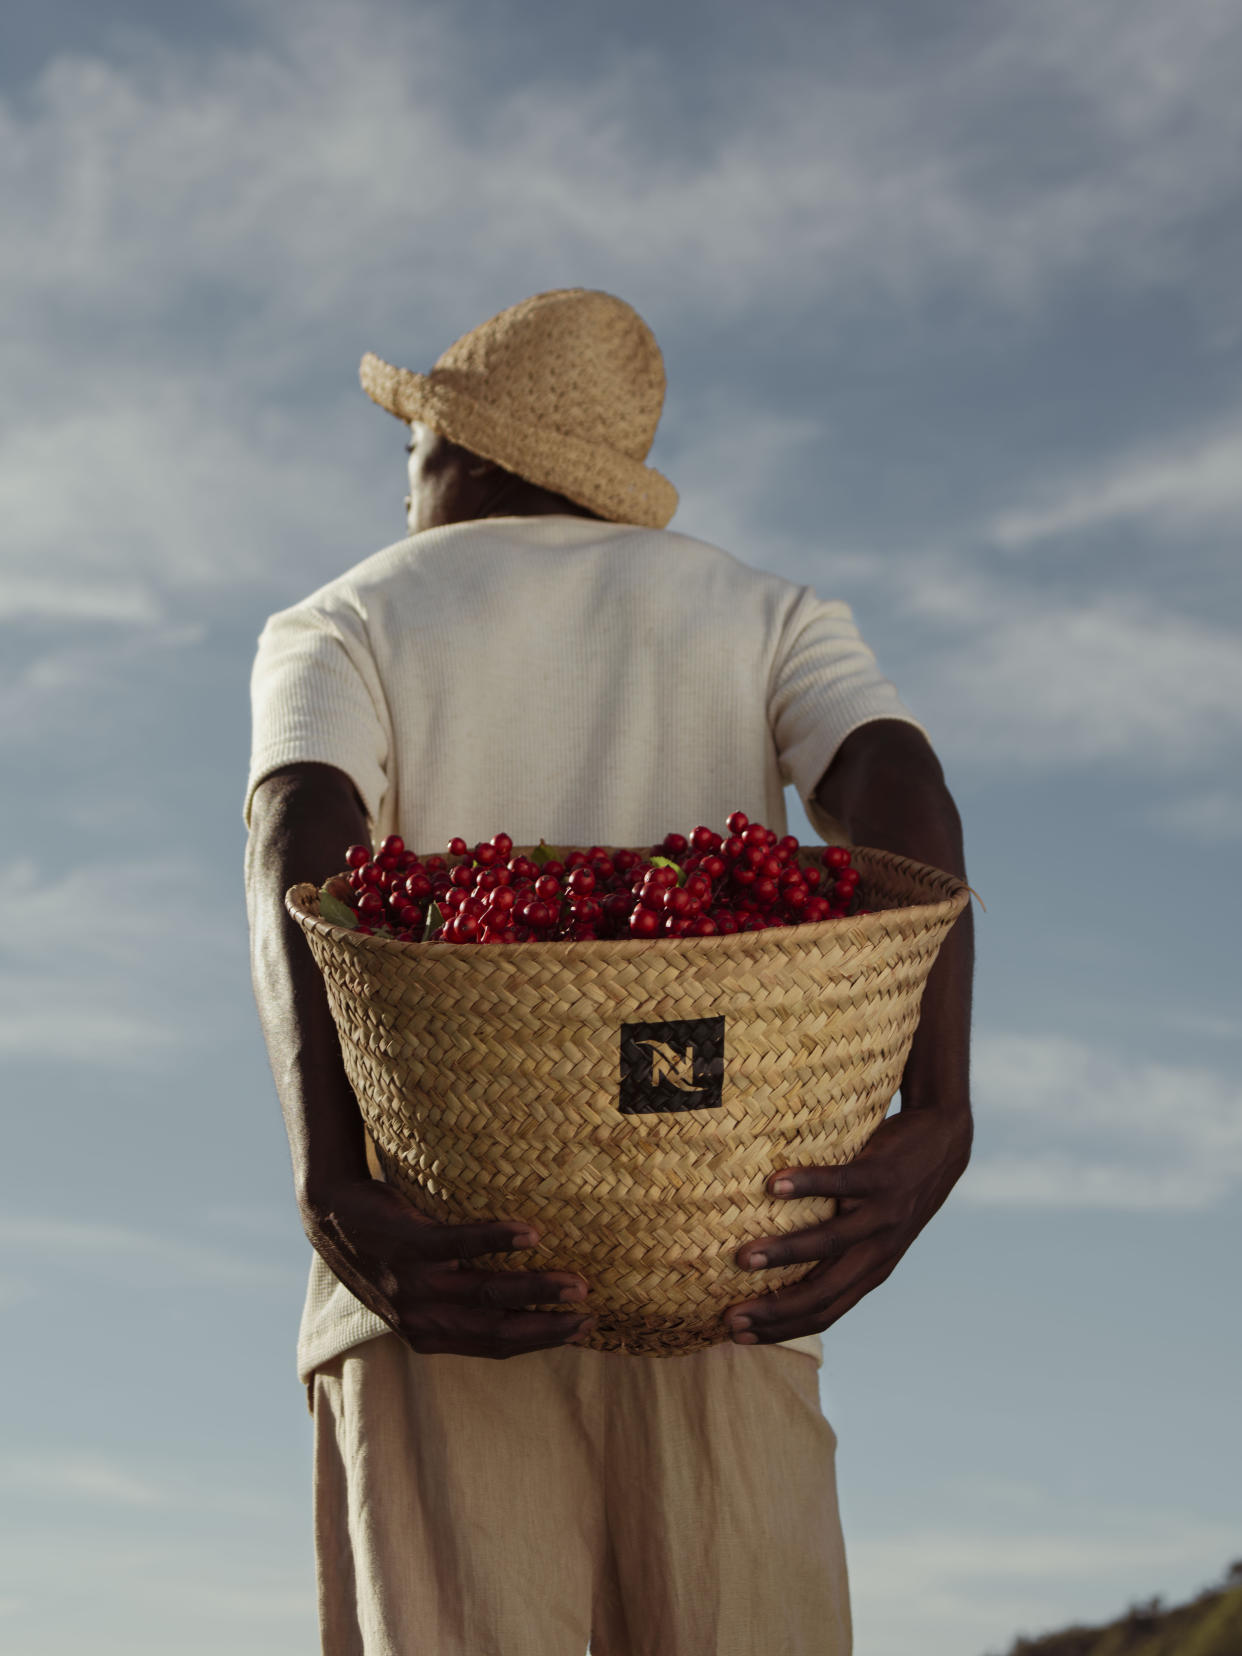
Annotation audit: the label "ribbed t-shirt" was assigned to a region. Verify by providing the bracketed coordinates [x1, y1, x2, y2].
[245, 514, 927, 1381]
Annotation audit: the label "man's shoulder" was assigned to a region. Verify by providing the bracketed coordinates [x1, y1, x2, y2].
[263, 518, 811, 632]
[259, 534, 428, 635]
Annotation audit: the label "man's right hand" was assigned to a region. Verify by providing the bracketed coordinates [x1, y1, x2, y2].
[304, 1178, 596, 1359]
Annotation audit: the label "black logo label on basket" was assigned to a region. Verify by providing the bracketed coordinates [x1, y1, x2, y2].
[619, 1017, 725, 1115]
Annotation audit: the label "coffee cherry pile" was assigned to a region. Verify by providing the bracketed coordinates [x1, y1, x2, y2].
[316, 811, 871, 945]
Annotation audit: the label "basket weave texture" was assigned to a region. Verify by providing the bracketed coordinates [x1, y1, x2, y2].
[286, 845, 969, 1356]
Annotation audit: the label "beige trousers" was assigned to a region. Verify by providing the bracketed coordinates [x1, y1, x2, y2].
[311, 1332, 851, 1656]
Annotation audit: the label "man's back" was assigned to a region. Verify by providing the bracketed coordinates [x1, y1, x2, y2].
[246, 514, 911, 859]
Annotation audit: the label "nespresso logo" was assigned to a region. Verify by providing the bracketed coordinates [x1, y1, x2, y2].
[618, 1017, 725, 1115]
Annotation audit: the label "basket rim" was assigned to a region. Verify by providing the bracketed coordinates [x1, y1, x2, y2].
[285, 842, 970, 960]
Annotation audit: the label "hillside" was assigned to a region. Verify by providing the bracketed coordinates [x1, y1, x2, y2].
[994, 1564, 1242, 1656]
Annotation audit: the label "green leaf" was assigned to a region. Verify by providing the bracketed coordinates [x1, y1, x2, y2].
[318, 888, 359, 929]
[531, 840, 567, 867]
[650, 856, 686, 885]
[422, 901, 445, 942]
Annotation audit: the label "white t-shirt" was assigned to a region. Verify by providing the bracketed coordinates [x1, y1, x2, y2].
[246, 514, 927, 1380]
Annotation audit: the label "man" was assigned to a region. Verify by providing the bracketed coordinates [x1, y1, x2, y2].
[244, 288, 973, 1656]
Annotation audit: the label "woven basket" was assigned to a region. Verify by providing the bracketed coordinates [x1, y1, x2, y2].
[286, 844, 969, 1356]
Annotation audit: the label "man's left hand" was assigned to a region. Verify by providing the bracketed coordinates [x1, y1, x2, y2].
[723, 1106, 972, 1344]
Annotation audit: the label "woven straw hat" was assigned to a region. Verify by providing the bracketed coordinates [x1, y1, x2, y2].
[359, 289, 678, 529]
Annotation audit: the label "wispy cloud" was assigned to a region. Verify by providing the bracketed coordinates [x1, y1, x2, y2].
[0, 1214, 299, 1288]
[0, 1450, 166, 1507]
[1, 0, 1241, 603]
[849, 1500, 1241, 1656]
[961, 1032, 1242, 1210]
[1143, 789, 1242, 844]
[0, 856, 242, 1063]
[0, 622, 207, 742]
[5, 0, 1238, 330]
[985, 419, 1242, 549]
[875, 559, 1242, 771]
[0, 577, 162, 625]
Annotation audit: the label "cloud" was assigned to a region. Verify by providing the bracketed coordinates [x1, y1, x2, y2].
[0, 623, 207, 740]
[0, 396, 383, 597]
[0, 577, 162, 625]
[0, 856, 241, 1064]
[985, 419, 1242, 549]
[872, 557, 1242, 771]
[0, 1450, 166, 1507]
[1143, 788, 1242, 844]
[4, 0, 1239, 335]
[0, 0, 1239, 597]
[848, 1501, 1241, 1656]
[960, 1032, 1242, 1209]
[0, 1214, 298, 1288]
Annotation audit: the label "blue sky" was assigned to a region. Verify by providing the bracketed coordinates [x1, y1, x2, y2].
[1, 1, 1240, 1652]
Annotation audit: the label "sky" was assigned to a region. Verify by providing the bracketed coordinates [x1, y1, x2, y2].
[1, 0, 1240, 1651]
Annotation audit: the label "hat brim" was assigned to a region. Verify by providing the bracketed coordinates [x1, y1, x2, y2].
[360, 353, 678, 530]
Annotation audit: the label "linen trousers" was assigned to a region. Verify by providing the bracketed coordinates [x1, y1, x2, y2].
[311, 1330, 851, 1656]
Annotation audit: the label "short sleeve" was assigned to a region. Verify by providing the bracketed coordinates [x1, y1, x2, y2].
[243, 601, 391, 830]
[769, 591, 928, 837]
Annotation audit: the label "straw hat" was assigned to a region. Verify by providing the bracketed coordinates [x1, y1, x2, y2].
[359, 288, 678, 529]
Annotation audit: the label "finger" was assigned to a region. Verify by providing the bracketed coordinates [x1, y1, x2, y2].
[401, 1305, 596, 1358]
[766, 1162, 880, 1201]
[735, 1203, 883, 1272]
[727, 1240, 899, 1342]
[399, 1220, 540, 1266]
[427, 1265, 590, 1308]
[743, 1257, 899, 1346]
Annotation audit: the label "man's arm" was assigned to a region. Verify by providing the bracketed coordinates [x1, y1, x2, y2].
[244, 762, 374, 1225]
[725, 717, 974, 1341]
[244, 761, 596, 1357]
[813, 717, 973, 1132]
